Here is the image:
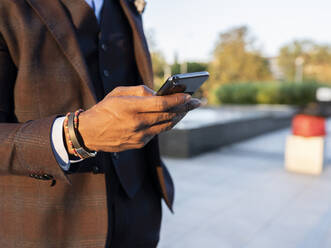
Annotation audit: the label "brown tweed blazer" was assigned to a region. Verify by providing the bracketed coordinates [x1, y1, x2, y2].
[0, 0, 173, 247]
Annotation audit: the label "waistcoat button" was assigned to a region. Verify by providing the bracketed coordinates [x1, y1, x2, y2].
[92, 165, 100, 174]
[103, 69, 110, 77]
[101, 43, 107, 51]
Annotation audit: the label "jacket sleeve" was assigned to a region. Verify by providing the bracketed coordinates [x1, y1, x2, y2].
[0, 35, 70, 184]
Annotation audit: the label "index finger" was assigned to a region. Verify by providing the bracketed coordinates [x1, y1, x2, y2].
[136, 93, 191, 112]
[110, 85, 155, 97]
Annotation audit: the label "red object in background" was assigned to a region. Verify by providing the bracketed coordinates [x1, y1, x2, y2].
[292, 114, 326, 137]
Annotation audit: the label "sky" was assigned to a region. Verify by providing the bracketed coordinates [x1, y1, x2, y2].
[143, 0, 331, 63]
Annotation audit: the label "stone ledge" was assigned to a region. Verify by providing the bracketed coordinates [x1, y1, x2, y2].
[159, 106, 296, 158]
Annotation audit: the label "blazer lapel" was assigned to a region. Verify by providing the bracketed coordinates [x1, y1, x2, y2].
[119, 0, 154, 89]
[25, 0, 97, 103]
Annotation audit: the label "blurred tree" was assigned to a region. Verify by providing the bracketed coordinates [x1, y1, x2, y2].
[187, 62, 208, 72]
[278, 40, 331, 83]
[146, 29, 169, 89]
[170, 61, 208, 74]
[207, 26, 272, 104]
[150, 51, 168, 90]
[171, 52, 181, 75]
[278, 40, 313, 82]
[151, 51, 167, 79]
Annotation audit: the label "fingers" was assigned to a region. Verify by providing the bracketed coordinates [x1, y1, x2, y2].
[136, 93, 191, 112]
[142, 112, 186, 135]
[109, 85, 155, 97]
[135, 112, 179, 131]
[125, 113, 187, 150]
[145, 118, 179, 135]
[107, 87, 200, 114]
[168, 98, 202, 113]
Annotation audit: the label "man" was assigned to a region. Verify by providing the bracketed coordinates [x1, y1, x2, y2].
[0, 0, 201, 247]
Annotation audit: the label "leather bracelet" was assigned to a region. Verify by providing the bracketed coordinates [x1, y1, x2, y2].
[68, 111, 97, 159]
[64, 112, 81, 158]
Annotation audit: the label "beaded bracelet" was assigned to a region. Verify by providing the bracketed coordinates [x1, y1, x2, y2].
[74, 109, 84, 129]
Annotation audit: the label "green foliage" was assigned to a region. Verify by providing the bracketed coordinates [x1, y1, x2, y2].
[256, 83, 280, 104]
[216, 82, 322, 105]
[277, 81, 319, 105]
[171, 62, 181, 75]
[217, 83, 258, 104]
[170, 61, 208, 75]
[187, 62, 208, 72]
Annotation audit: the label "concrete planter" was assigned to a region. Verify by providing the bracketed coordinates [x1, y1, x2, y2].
[159, 106, 296, 158]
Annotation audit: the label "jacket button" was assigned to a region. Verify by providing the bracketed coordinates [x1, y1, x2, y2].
[112, 152, 119, 160]
[42, 174, 54, 180]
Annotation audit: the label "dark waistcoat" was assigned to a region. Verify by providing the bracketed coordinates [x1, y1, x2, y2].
[60, 0, 149, 200]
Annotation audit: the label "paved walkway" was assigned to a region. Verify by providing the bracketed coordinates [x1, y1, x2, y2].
[158, 122, 331, 248]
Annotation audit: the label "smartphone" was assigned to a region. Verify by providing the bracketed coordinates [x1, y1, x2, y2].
[156, 71, 209, 96]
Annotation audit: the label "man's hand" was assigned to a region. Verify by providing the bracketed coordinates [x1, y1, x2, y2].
[65, 85, 201, 153]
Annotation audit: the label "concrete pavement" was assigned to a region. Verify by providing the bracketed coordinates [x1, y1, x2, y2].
[158, 122, 331, 248]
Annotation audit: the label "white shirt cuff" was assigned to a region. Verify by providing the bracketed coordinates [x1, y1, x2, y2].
[50, 117, 83, 171]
